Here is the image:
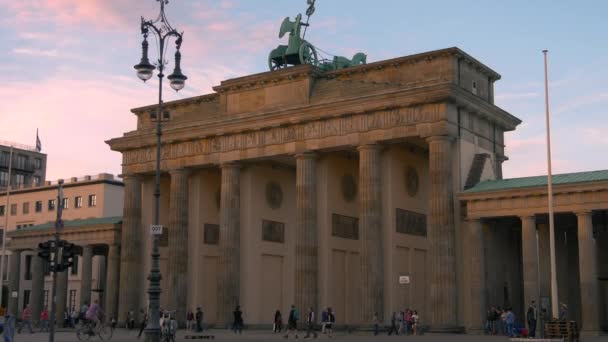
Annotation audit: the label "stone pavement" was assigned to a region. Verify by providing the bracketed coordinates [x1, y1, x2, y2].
[9, 329, 608, 342]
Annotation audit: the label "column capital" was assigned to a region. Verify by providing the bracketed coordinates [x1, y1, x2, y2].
[169, 168, 191, 177]
[575, 210, 592, 218]
[120, 173, 142, 181]
[519, 215, 536, 221]
[220, 161, 241, 170]
[294, 151, 318, 160]
[357, 143, 383, 152]
[465, 217, 482, 223]
[426, 135, 455, 143]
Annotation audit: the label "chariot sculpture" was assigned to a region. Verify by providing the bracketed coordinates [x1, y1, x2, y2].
[268, 0, 367, 72]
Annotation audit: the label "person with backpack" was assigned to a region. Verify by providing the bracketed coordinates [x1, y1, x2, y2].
[320, 309, 328, 334]
[284, 305, 299, 339]
[232, 305, 243, 334]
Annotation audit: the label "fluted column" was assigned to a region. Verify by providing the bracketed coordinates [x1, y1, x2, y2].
[56, 268, 68, 326]
[105, 244, 120, 320]
[167, 169, 190, 324]
[521, 216, 539, 314]
[118, 174, 142, 323]
[218, 163, 241, 326]
[295, 152, 318, 313]
[31, 251, 45, 324]
[427, 135, 457, 330]
[7, 250, 21, 315]
[576, 211, 600, 334]
[467, 218, 486, 332]
[358, 144, 383, 322]
[80, 245, 93, 308]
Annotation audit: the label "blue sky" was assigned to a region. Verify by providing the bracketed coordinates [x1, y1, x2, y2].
[0, 0, 606, 179]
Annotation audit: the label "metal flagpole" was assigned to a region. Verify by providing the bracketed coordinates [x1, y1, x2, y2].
[0, 146, 13, 308]
[543, 49, 559, 319]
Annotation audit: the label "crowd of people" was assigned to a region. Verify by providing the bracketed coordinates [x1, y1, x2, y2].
[485, 300, 570, 338]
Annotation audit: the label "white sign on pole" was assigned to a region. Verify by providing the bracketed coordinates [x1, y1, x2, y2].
[150, 225, 163, 235]
[399, 275, 410, 284]
[11, 291, 18, 298]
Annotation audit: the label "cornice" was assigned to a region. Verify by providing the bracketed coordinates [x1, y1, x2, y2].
[459, 180, 608, 202]
[107, 82, 455, 152]
[131, 93, 219, 115]
[213, 64, 318, 94]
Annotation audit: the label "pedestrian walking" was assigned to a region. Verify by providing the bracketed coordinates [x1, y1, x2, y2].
[137, 309, 148, 339]
[559, 303, 568, 321]
[79, 302, 88, 324]
[527, 301, 537, 338]
[320, 309, 327, 334]
[195, 307, 203, 333]
[21, 305, 33, 333]
[186, 310, 193, 331]
[404, 309, 413, 335]
[411, 310, 419, 335]
[284, 305, 299, 339]
[128, 310, 136, 330]
[505, 307, 515, 337]
[0, 306, 4, 335]
[326, 308, 335, 338]
[70, 308, 78, 328]
[274, 309, 283, 333]
[304, 307, 317, 338]
[372, 312, 380, 336]
[3, 314, 15, 342]
[387, 312, 398, 335]
[233, 305, 243, 334]
[39, 307, 49, 332]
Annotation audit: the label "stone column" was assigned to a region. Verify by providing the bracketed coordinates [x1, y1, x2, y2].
[427, 135, 457, 330]
[576, 211, 600, 334]
[80, 245, 93, 308]
[118, 174, 142, 323]
[167, 169, 190, 324]
[105, 244, 120, 320]
[520, 215, 539, 333]
[467, 218, 486, 332]
[56, 268, 68, 326]
[358, 144, 383, 322]
[7, 250, 21, 315]
[218, 163, 241, 326]
[31, 252, 45, 324]
[295, 152, 318, 314]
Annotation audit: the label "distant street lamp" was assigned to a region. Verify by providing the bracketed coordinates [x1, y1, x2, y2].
[133, 1, 187, 342]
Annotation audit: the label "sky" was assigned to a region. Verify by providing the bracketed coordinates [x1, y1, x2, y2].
[0, 0, 606, 181]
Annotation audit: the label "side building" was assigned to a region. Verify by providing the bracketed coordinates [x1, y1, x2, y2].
[0, 173, 123, 322]
[0, 141, 47, 189]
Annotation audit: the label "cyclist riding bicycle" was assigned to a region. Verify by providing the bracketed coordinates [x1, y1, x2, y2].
[85, 300, 104, 333]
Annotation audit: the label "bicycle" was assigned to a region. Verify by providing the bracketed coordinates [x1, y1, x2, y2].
[76, 319, 113, 341]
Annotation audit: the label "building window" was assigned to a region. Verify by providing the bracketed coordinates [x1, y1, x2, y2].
[35, 201, 42, 213]
[69, 290, 77, 311]
[33, 176, 41, 186]
[0, 152, 8, 166]
[13, 174, 25, 186]
[43, 290, 49, 308]
[22, 202, 30, 215]
[75, 196, 83, 209]
[10, 204, 17, 216]
[25, 255, 32, 280]
[62, 198, 69, 209]
[71, 255, 79, 275]
[0, 229, 3, 246]
[88, 195, 97, 207]
[0, 171, 8, 187]
[34, 158, 42, 170]
[23, 290, 31, 309]
[48, 199, 56, 211]
[16, 224, 21, 230]
[0, 205, 4, 216]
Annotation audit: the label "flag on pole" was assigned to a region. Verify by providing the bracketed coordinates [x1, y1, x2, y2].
[36, 129, 42, 152]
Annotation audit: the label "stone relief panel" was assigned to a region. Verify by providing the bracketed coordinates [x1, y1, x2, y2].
[332, 214, 359, 240]
[262, 220, 285, 243]
[122, 103, 444, 166]
[395, 208, 427, 237]
[204, 224, 220, 245]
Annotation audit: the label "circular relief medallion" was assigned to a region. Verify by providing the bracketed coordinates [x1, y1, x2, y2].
[341, 174, 357, 203]
[266, 181, 283, 209]
[406, 166, 419, 197]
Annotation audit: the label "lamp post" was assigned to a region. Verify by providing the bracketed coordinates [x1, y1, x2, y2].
[133, 1, 187, 342]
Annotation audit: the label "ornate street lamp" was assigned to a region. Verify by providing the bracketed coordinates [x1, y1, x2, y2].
[133, 1, 187, 342]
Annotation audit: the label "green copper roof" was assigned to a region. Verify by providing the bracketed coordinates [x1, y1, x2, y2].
[16, 216, 122, 232]
[465, 170, 608, 193]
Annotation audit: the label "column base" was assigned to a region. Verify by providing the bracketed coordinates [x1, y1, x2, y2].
[579, 329, 603, 336]
[427, 325, 465, 333]
[465, 328, 485, 335]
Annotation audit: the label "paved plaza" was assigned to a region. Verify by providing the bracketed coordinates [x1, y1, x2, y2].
[9, 329, 608, 342]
